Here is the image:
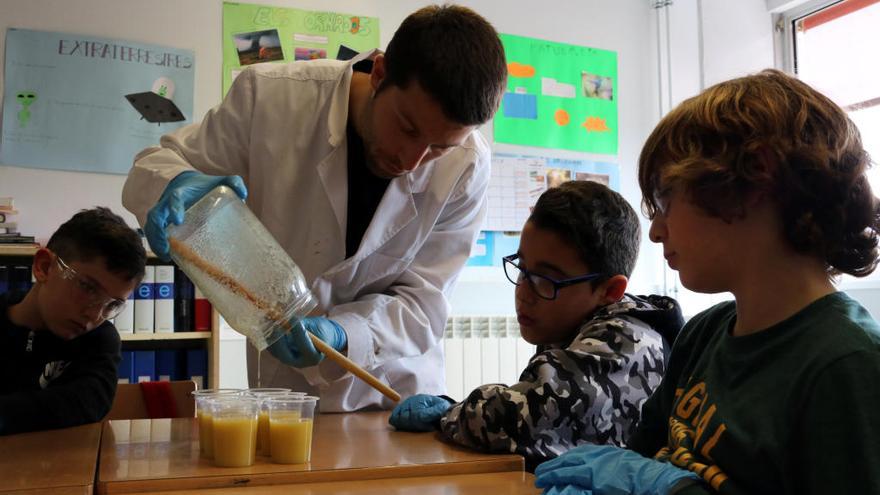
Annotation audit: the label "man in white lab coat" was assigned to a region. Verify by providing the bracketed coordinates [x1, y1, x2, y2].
[121, 5, 507, 411]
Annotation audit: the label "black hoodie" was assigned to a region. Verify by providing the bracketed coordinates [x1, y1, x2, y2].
[0, 291, 120, 435]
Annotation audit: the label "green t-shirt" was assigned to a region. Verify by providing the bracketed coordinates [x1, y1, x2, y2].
[628, 292, 880, 495]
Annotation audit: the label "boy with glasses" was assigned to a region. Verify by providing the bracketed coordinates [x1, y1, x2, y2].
[390, 180, 683, 469]
[1, 207, 146, 435]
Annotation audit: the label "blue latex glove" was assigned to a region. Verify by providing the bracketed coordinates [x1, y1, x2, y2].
[543, 486, 594, 495]
[145, 171, 248, 259]
[267, 317, 347, 368]
[389, 394, 452, 432]
[534, 444, 700, 495]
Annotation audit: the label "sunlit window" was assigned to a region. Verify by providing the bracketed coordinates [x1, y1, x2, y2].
[792, 0, 880, 282]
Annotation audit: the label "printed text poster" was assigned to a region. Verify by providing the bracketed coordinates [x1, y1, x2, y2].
[1, 28, 195, 175]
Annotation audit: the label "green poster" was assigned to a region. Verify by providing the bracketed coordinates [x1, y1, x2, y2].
[495, 34, 618, 155]
[222, 2, 380, 95]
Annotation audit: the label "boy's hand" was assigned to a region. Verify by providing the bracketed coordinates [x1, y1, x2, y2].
[389, 394, 452, 431]
[534, 444, 700, 495]
[145, 171, 247, 259]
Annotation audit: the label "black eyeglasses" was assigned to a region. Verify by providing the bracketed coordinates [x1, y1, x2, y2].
[502, 254, 605, 301]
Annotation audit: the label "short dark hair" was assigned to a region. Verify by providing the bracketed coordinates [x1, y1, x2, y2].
[380, 4, 507, 126]
[47, 207, 147, 281]
[639, 69, 880, 277]
[529, 181, 641, 282]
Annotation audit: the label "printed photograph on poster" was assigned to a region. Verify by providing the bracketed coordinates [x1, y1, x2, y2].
[582, 72, 614, 100]
[575, 171, 610, 186]
[546, 168, 571, 189]
[294, 47, 327, 60]
[233, 29, 283, 65]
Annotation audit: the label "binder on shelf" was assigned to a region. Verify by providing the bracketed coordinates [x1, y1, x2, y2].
[154, 265, 175, 333]
[194, 285, 211, 332]
[186, 349, 207, 389]
[156, 350, 182, 381]
[118, 351, 134, 384]
[134, 266, 155, 334]
[134, 350, 156, 383]
[174, 267, 194, 332]
[10, 266, 31, 291]
[114, 293, 135, 334]
[0, 266, 8, 293]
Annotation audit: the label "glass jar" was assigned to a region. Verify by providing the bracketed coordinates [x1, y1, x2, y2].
[167, 185, 317, 350]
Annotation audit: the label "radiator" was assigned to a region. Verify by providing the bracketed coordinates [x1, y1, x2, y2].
[442, 315, 536, 400]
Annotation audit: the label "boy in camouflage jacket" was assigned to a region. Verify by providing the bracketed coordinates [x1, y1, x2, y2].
[390, 180, 683, 469]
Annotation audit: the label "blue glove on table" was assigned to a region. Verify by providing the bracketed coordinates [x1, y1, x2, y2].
[534, 444, 700, 495]
[542, 486, 594, 495]
[267, 317, 347, 368]
[389, 394, 452, 432]
[145, 171, 248, 259]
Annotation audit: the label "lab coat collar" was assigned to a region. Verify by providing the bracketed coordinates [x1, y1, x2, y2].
[327, 48, 380, 148]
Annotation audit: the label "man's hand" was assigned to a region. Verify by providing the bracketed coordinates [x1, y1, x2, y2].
[267, 317, 347, 368]
[145, 171, 247, 259]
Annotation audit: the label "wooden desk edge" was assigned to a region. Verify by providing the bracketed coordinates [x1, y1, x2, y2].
[96, 458, 524, 495]
[4, 483, 93, 495]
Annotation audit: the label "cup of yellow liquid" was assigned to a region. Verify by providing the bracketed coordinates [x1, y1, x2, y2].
[267, 396, 319, 464]
[210, 396, 259, 467]
[242, 388, 302, 456]
[192, 389, 242, 459]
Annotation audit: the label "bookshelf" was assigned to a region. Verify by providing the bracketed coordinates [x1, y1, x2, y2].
[0, 244, 220, 387]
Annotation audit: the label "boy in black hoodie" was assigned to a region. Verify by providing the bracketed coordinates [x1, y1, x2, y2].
[390, 180, 682, 469]
[1, 207, 146, 435]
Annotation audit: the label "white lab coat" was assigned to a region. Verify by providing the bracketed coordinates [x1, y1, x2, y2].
[122, 52, 490, 411]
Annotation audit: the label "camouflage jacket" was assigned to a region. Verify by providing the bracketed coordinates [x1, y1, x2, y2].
[438, 294, 683, 468]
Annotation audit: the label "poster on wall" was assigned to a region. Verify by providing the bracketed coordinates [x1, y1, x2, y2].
[467, 154, 619, 267]
[0, 28, 195, 175]
[222, 2, 380, 96]
[486, 154, 619, 231]
[494, 33, 618, 155]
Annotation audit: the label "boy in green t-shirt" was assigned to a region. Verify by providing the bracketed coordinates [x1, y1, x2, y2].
[534, 69, 880, 495]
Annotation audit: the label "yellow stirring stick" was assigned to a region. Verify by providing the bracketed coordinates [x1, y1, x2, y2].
[169, 237, 401, 403]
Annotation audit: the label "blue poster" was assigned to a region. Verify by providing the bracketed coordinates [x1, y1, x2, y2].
[1, 28, 195, 175]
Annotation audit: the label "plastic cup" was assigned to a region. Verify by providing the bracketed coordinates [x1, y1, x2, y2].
[191, 388, 241, 458]
[267, 396, 318, 464]
[241, 388, 302, 455]
[210, 396, 259, 467]
[167, 185, 317, 351]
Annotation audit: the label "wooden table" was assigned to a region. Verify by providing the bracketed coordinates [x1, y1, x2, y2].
[141, 472, 539, 494]
[0, 422, 102, 495]
[97, 411, 525, 494]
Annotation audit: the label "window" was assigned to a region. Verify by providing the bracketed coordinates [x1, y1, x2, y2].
[782, 0, 880, 285]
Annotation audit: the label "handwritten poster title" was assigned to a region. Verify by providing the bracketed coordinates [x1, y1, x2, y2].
[58, 39, 193, 68]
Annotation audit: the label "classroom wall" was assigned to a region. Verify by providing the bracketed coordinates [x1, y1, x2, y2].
[0, 0, 784, 389]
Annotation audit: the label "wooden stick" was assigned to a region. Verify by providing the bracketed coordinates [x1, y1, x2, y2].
[169, 238, 401, 403]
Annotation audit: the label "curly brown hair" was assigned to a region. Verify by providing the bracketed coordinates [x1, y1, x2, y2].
[639, 69, 880, 277]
